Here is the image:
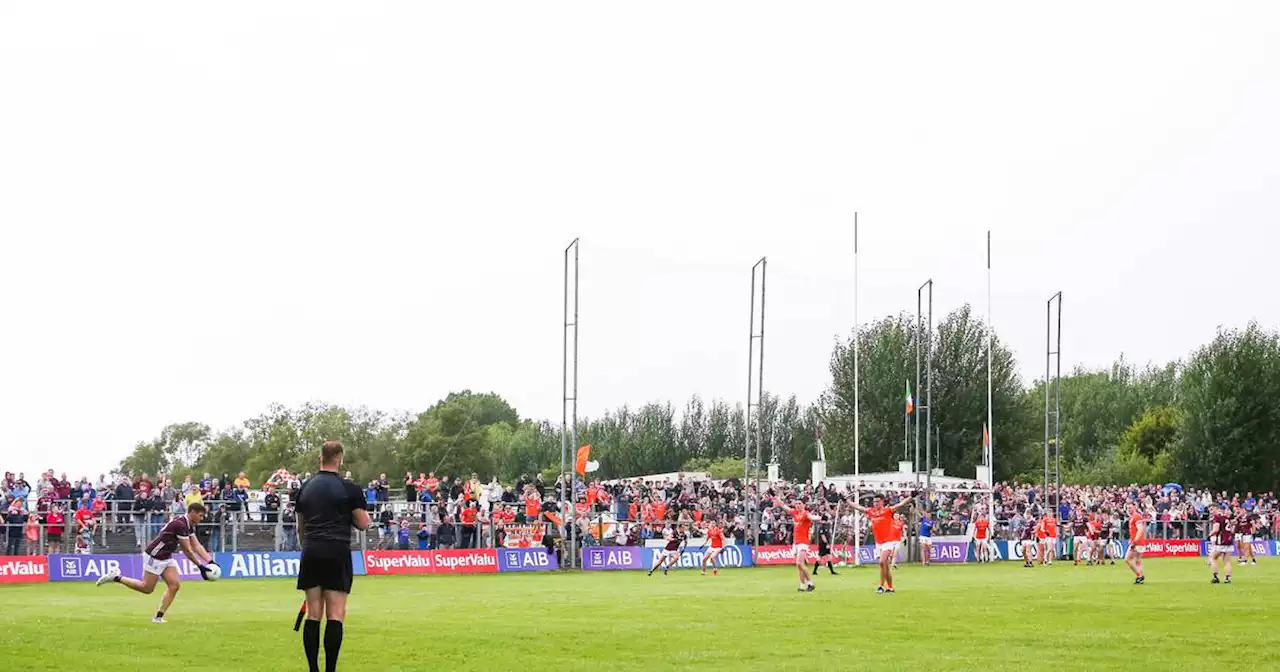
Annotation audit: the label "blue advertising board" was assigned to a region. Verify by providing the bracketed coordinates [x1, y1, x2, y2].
[582, 546, 645, 570]
[640, 544, 754, 570]
[497, 547, 559, 572]
[212, 551, 367, 578]
[49, 553, 202, 582]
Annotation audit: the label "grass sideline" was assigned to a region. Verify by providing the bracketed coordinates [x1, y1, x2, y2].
[1, 559, 1276, 671]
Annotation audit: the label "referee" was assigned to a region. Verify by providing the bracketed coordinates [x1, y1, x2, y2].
[296, 440, 370, 672]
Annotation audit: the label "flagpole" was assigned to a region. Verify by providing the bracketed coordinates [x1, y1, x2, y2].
[853, 213, 861, 567]
[986, 231, 995, 533]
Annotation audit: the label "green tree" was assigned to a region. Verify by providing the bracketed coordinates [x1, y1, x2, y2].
[1174, 323, 1280, 491]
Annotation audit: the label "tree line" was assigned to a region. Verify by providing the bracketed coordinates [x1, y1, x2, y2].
[116, 307, 1280, 493]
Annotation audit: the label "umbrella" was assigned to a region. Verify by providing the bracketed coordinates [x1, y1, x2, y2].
[1161, 483, 1183, 494]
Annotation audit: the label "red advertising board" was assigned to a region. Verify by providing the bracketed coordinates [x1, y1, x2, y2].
[1134, 539, 1201, 558]
[364, 551, 434, 575]
[433, 549, 498, 574]
[754, 545, 851, 565]
[0, 556, 50, 584]
[364, 549, 498, 575]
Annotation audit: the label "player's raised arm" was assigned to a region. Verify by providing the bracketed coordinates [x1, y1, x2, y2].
[890, 492, 918, 511]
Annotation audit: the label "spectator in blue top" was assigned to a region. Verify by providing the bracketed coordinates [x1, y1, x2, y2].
[1058, 501, 1071, 522]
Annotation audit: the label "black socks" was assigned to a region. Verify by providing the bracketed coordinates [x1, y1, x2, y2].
[324, 620, 344, 672]
[303, 620, 321, 672]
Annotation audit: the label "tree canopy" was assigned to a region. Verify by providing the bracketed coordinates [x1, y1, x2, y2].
[112, 308, 1280, 493]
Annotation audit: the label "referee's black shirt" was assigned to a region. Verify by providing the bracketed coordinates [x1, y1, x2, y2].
[295, 471, 367, 545]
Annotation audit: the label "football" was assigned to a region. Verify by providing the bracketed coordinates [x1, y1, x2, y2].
[205, 563, 222, 581]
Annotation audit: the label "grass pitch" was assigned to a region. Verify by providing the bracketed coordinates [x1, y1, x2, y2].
[1, 559, 1276, 671]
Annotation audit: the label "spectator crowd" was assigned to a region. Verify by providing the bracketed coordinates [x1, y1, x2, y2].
[4, 467, 1276, 558]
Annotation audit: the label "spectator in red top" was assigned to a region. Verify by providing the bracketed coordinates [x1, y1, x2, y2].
[134, 473, 154, 499]
[460, 503, 479, 548]
[45, 505, 65, 553]
[74, 503, 96, 534]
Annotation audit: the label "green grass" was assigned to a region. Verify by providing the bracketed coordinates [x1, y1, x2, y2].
[2, 559, 1277, 671]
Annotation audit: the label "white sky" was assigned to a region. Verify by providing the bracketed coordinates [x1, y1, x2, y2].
[2, 3, 1277, 481]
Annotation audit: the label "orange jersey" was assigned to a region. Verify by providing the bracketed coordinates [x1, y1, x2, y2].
[868, 507, 894, 544]
[890, 519, 905, 542]
[1129, 510, 1146, 542]
[974, 518, 990, 540]
[524, 495, 540, 519]
[792, 510, 813, 545]
[707, 525, 724, 549]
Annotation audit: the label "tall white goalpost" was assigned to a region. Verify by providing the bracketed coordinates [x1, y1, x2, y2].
[853, 213, 862, 566]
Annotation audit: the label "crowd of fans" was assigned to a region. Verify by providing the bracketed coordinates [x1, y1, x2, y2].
[4, 467, 1276, 557]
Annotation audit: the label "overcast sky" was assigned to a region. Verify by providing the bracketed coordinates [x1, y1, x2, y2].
[2, 3, 1277, 481]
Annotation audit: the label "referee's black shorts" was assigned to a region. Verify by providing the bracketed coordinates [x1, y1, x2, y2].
[296, 540, 354, 594]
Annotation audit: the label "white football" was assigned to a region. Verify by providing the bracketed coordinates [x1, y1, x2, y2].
[205, 563, 222, 581]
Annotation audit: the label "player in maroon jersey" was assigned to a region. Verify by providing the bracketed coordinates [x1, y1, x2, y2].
[1070, 515, 1090, 565]
[96, 502, 216, 623]
[1207, 504, 1235, 585]
[1234, 507, 1257, 565]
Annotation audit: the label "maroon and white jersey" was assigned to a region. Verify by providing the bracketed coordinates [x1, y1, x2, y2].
[1236, 514, 1253, 535]
[1211, 513, 1235, 546]
[144, 515, 194, 560]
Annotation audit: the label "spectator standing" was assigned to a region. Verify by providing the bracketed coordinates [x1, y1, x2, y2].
[5, 501, 27, 555]
[149, 489, 166, 539]
[263, 487, 281, 524]
[45, 505, 65, 554]
[281, 503, 298, 552]
[132, 492, 150, 548]
[25, 511, 40, 555]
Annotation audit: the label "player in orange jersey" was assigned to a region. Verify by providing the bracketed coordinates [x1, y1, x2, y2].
[972, 516, 992, 563]
[774, 497, 818, 592]
[701, 519, 726, 576]
[889, 513, 907, 570]
[1038, 512, 1058, 566]
[851, 493, 916, 594]
[1124, 504, 1148, 584]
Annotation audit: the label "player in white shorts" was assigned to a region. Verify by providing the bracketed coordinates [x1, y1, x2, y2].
[648, 524, 685, 576]
[96, 502, 217, 623]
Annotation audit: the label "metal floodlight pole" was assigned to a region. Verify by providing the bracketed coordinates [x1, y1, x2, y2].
[915, 280, 933, 488]
[745, 257, 767, 547]
[853, 213, 860, 480]
[561, 238, 580, 568]
[986, 231, 995, 532]
[1045, 291, 1062, 510]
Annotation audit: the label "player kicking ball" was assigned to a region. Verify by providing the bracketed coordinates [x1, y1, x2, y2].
[648, 524, 685, 576]
[96, 502, 218, 623]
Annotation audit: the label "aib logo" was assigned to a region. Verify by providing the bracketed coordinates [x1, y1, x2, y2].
[61, 558, 80, 577]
